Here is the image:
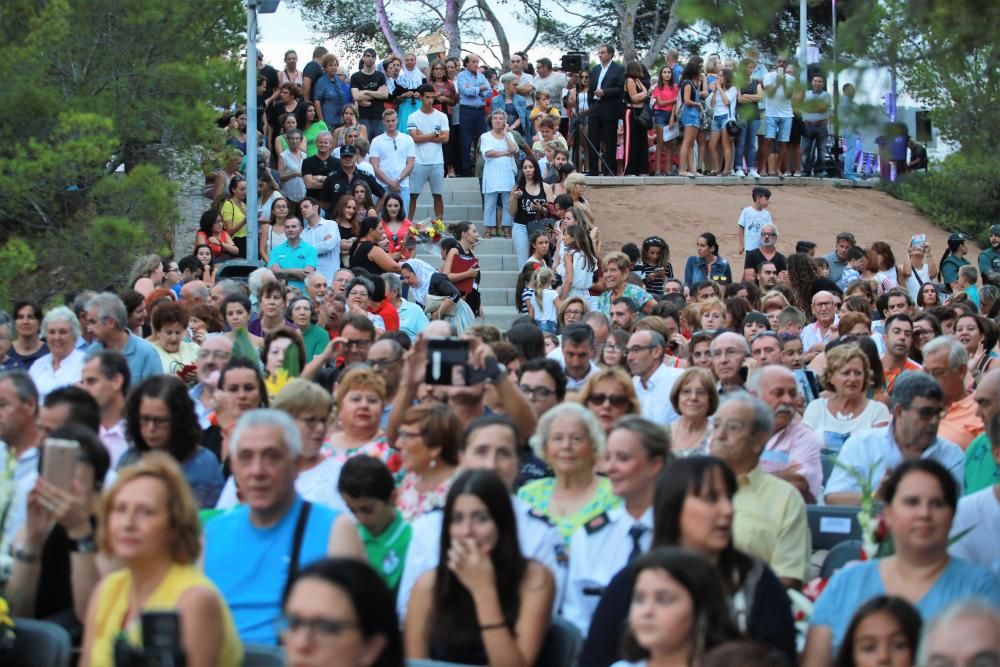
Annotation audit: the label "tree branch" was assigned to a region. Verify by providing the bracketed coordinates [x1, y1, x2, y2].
[374, 0, 404, 55]
[476, 0, 510, 68]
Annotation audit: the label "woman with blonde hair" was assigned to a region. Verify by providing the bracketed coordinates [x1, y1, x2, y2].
[517, 402, 619, 543]
[802, 344, 890, 453]
[577, 367, 641, 435]
[324, 365, 399, 475]
[81, 453, 242, 667]
[697, 297, 727, 331]
[128, 254, 164, 297]
[557, 296, 589, 331]
[760, 290, 790, 329]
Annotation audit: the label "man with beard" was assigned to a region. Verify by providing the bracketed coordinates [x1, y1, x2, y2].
[979, 223, 1000, 285]
[743, 223, 787, 282]
[755, 261, 779, 293]
[748, 365, 823, 502]
[825, 372, 965, 505]
[880, 314, 921, 394]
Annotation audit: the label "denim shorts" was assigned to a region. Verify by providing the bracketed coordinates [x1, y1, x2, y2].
[711, 113, 730, 131]
[680, 107, 701, 128]
[653, 109, 672, 127]
[766, 115, 792, 142]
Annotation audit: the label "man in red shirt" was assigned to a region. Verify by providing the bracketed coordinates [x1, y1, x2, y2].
[881, 314, 921, 393]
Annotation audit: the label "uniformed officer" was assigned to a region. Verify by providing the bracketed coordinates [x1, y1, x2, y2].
[397, 415, 567, 619]
[561, 416, 668, 634]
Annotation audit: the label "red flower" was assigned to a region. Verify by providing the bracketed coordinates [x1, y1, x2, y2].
[386, 451, 403, 473]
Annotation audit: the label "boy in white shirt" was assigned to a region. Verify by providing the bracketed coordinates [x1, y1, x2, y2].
[738, 186, 773, 255]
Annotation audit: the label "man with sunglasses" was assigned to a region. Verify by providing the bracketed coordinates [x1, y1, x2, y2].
[627, 330, 682, 424]
[824, 371, 965, 506]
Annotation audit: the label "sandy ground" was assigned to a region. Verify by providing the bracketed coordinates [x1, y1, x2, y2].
[588, 183, 980, 267]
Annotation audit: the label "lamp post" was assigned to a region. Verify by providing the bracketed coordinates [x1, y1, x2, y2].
[799, 0, 808, 84]
[245, 0, 281, 263]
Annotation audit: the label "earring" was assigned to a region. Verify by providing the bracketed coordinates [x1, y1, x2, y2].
[430, 458, 437, 469]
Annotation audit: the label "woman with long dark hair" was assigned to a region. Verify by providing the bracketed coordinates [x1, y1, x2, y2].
[282, 558, 404, 667]
[442, 221, 482, 316]
[579, 456, 796, 667]
[683, 232, 733, 286]
[508, 154, 554, 268]
[677, 57, 705, 177]
[788, 252, 840, 311]
[195, 208, 239, 261]
[405, 470, 554, 666]
[121, 375, 223, 508]
[623, 61, 651, 176]
[938, 233, 970, 292]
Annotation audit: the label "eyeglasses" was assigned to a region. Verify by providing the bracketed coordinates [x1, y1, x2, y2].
[586, 393, 630, 408]
[626, 345, 656, 355]
[813, 301, 836, 308]
[138, 415, 171, 427]
[396, 428, 423, 441]
[343, 339, 371, 349]
[276, 614, 358, 639]
[368, 356, 401, 370]
[908, 406, 946, 421]
[197, 349, 231, 360]
[518, 385, 555, 398]
[760, 232, 777, 238]
[296, 415, 327, 428]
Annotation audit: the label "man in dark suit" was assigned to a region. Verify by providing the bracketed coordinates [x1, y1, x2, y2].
[587, 44, 625, 175]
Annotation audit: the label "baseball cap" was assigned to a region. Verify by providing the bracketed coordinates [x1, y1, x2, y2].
[340, 145, 357, 157]
[990, 224, 1000, 235]
[948, 232, 966, 243]
[363, 48, 377, 56]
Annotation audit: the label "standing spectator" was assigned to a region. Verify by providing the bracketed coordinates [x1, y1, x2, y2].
[587, 44, 626, 175]
[761, 56, 796, 177]
[623, 62, 651, 176]
[906, 138, 928, 171]
[707, 68, 737, 175]
[269, 217, 317, 292]
[800, 74, 831, 177]
[350, 48, 390, 139]
[735, 59, 763, 177]
[29, 307, 85, 399]
[278, 128, 307, 205]
[369, 109, 416, 206]
[683, 232, 733, 286]
[407, 84, 451, 222]
[278, 49, 303, 88]
[939, 233, 971, 292]
[737, 186, 772, 257]
[394, 52, 425, 131]
[677, 57, 705, 177]
[7, 302, 47, 369]
[839, 83, 861, 180]
[650, 66, 679, 175]
[533, 57, 568, 135]
[744, 224, 786, 282]
[978, 223, 1000, 282]
[491, 73, 530, 135]
[455, 53, 491, 177]
[480, 111, 519, 239]
[313, 53, 352, 128]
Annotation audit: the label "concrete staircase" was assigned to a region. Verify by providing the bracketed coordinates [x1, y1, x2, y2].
[412, 178, 521, 330]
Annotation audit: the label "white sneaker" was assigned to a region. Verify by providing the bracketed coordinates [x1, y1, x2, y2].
[748, 169, 760, 178]
[734, 169, 745, 177]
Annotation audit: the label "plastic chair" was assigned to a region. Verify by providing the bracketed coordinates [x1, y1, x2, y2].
[9, 617, 72, 667]
[820, 539, 864, 579]
[534, 616, 583, 667]
[807, 504, 862, 552]
[242, 643, 286, 666]
[216, 259, 263, 282]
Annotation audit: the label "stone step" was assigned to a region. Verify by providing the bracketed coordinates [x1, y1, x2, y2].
[414, 237, 515, 255]
[477, 306, 522, 330]
[413, 189, 483, 206]
[480, 287, 521, 307]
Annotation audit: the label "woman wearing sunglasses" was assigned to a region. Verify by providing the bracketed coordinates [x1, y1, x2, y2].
[577, 367, 641, 435]
[517, 402, 620, 544]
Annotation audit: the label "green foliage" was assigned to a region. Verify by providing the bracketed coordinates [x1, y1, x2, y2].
[0, 0, 245, 305]
[0, 240, 38, 311]
[882, 154, 1000, 246]
[290, 0, 424, 59]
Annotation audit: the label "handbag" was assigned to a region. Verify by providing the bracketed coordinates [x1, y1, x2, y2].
[635, 104, 654, 129]
[725, 119, 743, 137]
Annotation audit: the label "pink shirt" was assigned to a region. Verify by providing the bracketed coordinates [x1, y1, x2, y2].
[760, 419, 824, 502]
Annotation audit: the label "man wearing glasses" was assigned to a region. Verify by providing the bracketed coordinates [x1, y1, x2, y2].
[824, 371, 965, 506]
[802, 291, 840, 355]
[517, 358, 566, 418]
[187, 336, 232, 428]
[744, 223, 786, 283]
[367, 338, 405, 425]
[627, 330, 682, 424]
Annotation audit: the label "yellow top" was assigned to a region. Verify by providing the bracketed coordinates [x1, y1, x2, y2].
[89, 563, 243, 667]
[221, 199, 247, 239]
[732, 466, 811, 583]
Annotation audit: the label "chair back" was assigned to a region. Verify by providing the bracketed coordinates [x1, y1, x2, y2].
[807, 504, 862, 552]
[9, 618, 72, 667]
[534, 616, 583, 667]
[820, 539, 865, 579]
[241, 643, 286, 666]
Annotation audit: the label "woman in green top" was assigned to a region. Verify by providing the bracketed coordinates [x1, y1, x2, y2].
[939, 233, 970, 291]
[298, 103, 329, 158]
[287, 296, 330, 362]
[517, 402, 620, 543]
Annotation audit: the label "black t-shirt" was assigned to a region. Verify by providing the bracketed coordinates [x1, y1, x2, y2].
[909, 143, 928, 169]
[319, 167, 385, 215]
[428, 272, 462, 302]
[260, 64, 280, 100]
[350, 240, 384, 275]
[744, 249, 787, 273]
[302, 153, 338, 200]
[302, 60, 323, 98]
[266, 100, 300, 134]
[350, 70, 388, 120]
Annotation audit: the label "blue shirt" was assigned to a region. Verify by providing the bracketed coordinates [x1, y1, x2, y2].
[456, 69, 490, 107]
[824, 424, 966, 500]
[811, 558, 1000, 650]
[314, 74, 352, 127]
[270, 240, 318, 291]
[88, 333, 163, 384]
[204, 494, 339, 645]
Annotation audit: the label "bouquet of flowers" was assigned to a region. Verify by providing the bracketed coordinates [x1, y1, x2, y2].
[408, 217, 447, 245]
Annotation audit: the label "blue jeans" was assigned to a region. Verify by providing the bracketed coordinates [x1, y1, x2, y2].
[459, 106, 488, 177]
[483, 191, 512, 229]
[735, 118, 760, 172]
[359, 118, 384, 140]
[842, 131, 861, 177]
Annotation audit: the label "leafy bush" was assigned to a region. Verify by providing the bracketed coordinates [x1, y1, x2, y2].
[882, 153, 1000, 246]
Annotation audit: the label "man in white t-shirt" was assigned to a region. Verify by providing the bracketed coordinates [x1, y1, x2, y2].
[737, 186, 773, 255]
[762, 56, 796, 176]
[406, 84, 450, 221]
[369, 108, 416, 207]
[533, 57, 569, 132]
[509, 52, 535, 100]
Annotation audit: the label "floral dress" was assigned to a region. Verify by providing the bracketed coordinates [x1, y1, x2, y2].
[321, 432, 403, 480]
[396, 472, 453, 522]
[516, 476, 620, 544]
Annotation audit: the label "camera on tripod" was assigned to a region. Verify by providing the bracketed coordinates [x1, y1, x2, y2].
[560, 52, 588, 73]
[114, 612, 187, 667]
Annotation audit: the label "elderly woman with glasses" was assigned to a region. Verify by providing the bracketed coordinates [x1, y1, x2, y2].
[668, 367, 718, 457]
[517, 402, 620, 543]
[577, 367, 641, 435]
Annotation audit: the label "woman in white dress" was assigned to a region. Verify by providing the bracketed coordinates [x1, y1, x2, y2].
[480, 110, 518, 239]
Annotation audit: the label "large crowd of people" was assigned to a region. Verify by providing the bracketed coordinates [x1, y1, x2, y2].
[2, 41, 1000, 667]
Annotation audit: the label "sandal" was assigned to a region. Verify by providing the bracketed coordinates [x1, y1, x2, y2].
[503, 228, 512, 239]
[484, 228, 494, 239]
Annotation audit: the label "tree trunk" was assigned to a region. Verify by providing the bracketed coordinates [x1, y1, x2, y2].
[477, 0, 510, 68]
[642, 0, 682, 68]
[444, 0, 463, 58]
[617, 0, 638, 64]
[374, 0, 403, 57]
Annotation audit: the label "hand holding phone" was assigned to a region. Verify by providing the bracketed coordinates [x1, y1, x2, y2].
[41, 438, 80, 492]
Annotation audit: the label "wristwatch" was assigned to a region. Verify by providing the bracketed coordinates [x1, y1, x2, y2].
[13, 548, 39, 564]
[490, 362, 508, 385]
[71, 533, 98, 554]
